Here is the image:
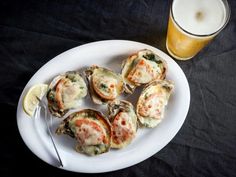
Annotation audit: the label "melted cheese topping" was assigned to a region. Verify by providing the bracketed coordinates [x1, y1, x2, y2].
[137, 84, 170, 121]
[62, 79, 86, 108]
[127, 59, 160, 84]
[74, 118, 107, 146]
[53, 76, 86, 110]
[138, 93, 166, 119]
[93, 75, 118, 100]
[112, 112, 135, 145]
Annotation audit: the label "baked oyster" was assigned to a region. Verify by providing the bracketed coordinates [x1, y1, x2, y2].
[56, 109, 111, 156]
[121, 49, 167, 93]
[136, 80, 174, 128]
[85, 65, 124, 104]
[108, 100, 138, 148]
[47, 71, 87, 117]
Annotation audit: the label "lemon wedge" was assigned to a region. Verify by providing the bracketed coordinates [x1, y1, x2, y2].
[23, 84, 48, 117]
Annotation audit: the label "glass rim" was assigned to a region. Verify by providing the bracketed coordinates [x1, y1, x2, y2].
[170, 0, 231, 37]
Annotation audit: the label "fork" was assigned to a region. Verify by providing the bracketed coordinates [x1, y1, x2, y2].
[35, 96, 64, 167]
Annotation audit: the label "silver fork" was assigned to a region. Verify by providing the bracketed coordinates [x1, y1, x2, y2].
[35, 96, 64, 167]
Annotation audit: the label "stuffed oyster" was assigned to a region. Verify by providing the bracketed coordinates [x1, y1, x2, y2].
[56, 109, 111, 156]
[108, 100, 138, 149]
[47, 71, 87, 117]
[85, 65, 124, 105]
[121, 49, 167, 94]
[136, 79, 174, 128]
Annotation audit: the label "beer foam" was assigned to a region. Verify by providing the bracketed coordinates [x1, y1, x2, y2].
[172, 0, 227, 35]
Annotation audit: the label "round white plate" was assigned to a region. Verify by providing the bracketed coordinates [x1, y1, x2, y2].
[17, 40, 190, 173]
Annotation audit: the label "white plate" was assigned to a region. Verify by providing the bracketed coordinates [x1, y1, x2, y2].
[17, 40, 190, 173]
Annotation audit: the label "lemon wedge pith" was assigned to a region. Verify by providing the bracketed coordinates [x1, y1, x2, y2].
[23, 84, 48, 117]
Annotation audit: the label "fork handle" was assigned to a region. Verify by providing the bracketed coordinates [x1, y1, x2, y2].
[43, 106, 64, 167]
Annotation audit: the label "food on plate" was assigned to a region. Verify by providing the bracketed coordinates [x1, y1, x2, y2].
[56, 109, 111, 156]
[23, 84, 48, 117]
[108, 100, 138, 148]
[47, 71, 87, 117]
[22, 48, 175, 156]
[136, 80, 174, 128]
[85, 65, 124, 104]
[121, 49, 167, 93]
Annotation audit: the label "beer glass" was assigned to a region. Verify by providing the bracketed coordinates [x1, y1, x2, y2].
[166, 0, 230, 60]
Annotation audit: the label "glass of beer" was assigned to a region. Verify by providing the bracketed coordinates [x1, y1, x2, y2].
[166, 0, 230, 60]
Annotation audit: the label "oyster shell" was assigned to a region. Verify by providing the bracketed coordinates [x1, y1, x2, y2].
[136, 80, 174, 128]
[56, 109, 111, 156]
[85, 65, 124, 104]
[121, 49, 167, 93]
[47, 71, 87, 117]
[108, 100, 138, 149]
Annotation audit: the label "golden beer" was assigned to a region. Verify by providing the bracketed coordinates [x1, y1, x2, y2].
[166, 0, 230, 60]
